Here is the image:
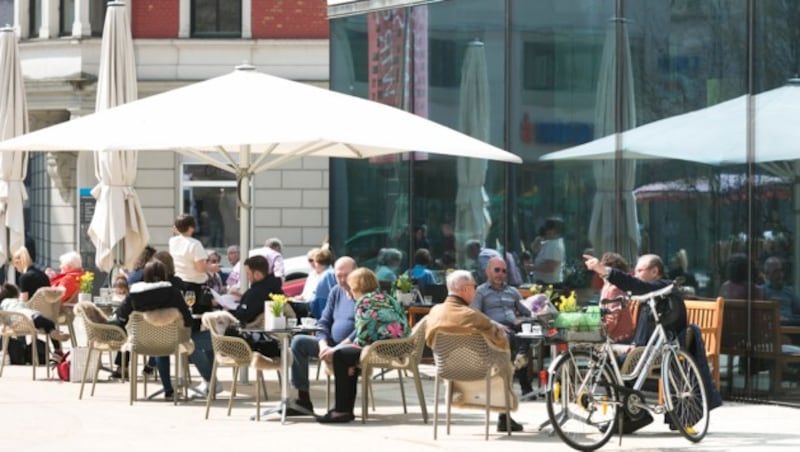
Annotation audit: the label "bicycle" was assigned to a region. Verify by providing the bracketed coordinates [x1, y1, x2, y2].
[544, 283, 709, 451]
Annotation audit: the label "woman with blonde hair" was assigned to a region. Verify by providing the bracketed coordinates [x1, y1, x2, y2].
[11, 246, 50, 302]
[318, 268, 409, 423]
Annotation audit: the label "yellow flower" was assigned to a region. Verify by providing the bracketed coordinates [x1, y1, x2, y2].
[78, 271, 95, 294]
[558, 291, 578, 313]
[269, 293, 287, 317]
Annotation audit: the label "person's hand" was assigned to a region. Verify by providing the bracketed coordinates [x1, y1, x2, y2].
[583, 254, 601, 272]
[45, 267, 56, 278]
[318, 341, 333, 362]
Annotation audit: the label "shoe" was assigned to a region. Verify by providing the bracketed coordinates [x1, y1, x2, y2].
[316, 410, 355, 423]
[199, 381, 223, 396]
[285, 398, 314, 416]
[108, 368, 123, 380]
[497, 414, 523, 432]
[142, 365, 155, 376]
[50, 331, 70, 342]
[164, 390, 174, 400]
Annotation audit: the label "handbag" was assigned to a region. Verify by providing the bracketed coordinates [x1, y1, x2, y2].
[600, 297, 635, 343]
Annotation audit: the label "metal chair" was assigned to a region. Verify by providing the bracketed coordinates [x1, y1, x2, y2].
[123, 309, 194, 405]
[201, 311, 284, 420]
[73, 302, 128, 399]
[431, 331, 516, 440]
[0, 310, 51, 380]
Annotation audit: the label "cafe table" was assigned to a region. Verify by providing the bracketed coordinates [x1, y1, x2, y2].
[244, 325, 320, 423]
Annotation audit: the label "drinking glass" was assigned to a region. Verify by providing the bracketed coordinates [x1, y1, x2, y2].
[184, 291, 196, 313]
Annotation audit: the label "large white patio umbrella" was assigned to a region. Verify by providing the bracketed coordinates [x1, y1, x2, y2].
[0, 65, 522, 289]
[0, 27, 28, 273]
[88, 1, 150, 272]
[455, 40, 492, 255]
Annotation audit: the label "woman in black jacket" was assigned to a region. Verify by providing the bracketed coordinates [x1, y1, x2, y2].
[112, 259, 192, 399]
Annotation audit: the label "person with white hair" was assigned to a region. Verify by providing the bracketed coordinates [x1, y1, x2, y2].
[46, 250, 84, 303]
[226, 238, 285, 292]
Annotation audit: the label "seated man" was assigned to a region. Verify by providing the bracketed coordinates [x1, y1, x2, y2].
[228, 255, 282, 326]
[425, 270, 523, 432]
[472, 257, 533, 397]
[763, 256, 800, 326]
[287, 256, 357, 416]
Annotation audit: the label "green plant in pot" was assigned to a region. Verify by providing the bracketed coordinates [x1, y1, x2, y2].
[269, 293, 287, 317]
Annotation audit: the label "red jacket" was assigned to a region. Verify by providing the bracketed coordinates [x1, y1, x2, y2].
[50, 268, 83, 303]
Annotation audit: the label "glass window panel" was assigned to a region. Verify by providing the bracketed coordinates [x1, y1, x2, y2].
[29, 0, 41, 38]
[90, 0, 107, 36]
[60, 0, 74, 36]
[191, 0, 241, 37]
[0, 0, 13, 27]
[181, 164, 238, 250]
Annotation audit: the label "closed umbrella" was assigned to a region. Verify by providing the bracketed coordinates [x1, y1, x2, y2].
[87, 1, 150, 272]
[0, 27, 29, 273]
[588, 17, 638, 262]
[455, 40, 492, 254]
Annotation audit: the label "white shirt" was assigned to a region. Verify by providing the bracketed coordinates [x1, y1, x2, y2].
[298, 270, 323, 302]
[226, 246, 285, 289]
[169, 234, 208, 284]
[533, 237, 564, 284]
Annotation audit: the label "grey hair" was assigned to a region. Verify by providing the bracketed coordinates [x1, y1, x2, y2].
[59, 251, 82, 270]
[446, 270, 474, 291]
[377, 248, 402, 266]
[465, 239, 482, 252]
[265, 237, 283, 251]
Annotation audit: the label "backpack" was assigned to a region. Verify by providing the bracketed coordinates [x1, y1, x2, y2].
[56, 351, 71, 382]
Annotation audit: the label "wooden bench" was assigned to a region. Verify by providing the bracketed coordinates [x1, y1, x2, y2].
[685, 297, 725, 389]
[720, 299, 800, 395]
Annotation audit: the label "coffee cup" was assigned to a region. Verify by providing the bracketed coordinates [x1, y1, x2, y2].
[521, 323, 532, 334]
[287, 318, 298, 328]
[301, 318, 317, 328]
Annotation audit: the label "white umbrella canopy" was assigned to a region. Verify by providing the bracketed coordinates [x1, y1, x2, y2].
[0, 27, 29, 267]
[88, 1, 150, 272]
[0, 65, 521, 286]
[540, 80, 800, 165]
[455, 40, 492, 254]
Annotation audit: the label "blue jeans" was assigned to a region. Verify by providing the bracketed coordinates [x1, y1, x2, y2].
[290, 334, 320, 391]
[153, 330, 214, 394]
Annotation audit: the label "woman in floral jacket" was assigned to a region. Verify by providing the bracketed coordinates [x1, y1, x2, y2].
[317, 268, 409, 423]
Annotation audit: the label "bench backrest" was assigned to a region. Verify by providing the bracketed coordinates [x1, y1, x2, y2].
[720, 299, 781, 356]
[685, 297, 724, 358]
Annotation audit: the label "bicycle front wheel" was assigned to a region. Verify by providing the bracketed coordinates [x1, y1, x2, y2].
[661, 349, 709, 442]
[546, 350, 619, 451]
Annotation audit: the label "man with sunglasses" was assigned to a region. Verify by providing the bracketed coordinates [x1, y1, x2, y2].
[472, 257, 534, 408]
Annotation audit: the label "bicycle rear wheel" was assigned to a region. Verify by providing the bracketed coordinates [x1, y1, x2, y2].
[546, 350, 618, 451]
[662, 349, 709, 442]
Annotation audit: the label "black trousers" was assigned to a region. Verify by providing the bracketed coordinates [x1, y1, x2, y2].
[32, 315, 56, 333]
[332, 346, 362, 414]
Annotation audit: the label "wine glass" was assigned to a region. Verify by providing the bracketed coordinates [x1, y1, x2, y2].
[184, 291, 196, 313]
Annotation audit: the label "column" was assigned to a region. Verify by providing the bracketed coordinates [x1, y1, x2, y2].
[39, 0, 58, 38]
[71, 0, 90, 37]
[178, 0, 189, 38]
[241, 0, 250, 39]
[14, 0, 30, 38]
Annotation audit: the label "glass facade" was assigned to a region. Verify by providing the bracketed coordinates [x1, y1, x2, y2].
[329, 0, 800, 404]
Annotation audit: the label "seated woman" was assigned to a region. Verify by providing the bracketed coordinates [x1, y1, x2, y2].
[46, 251, 84, 304]
[110, 259, 194, 400]
[375, 247, 402, 287]
[0, 283, 71, 342]
[318, 268, 409, 423]
[12, 246, 50, 302]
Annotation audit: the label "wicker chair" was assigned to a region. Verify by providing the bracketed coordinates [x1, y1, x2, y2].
[74, 302, 128, 399]
[201, 311, 284, 420]
[0, 311, 51, 380]
[123, 309, 194, 405]
[28, 286, 76, 348]
[359, 317, 429, 423]
[431, 331, 516, 440]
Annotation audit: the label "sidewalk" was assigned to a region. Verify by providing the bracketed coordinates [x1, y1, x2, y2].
[0, 359, 797, 452]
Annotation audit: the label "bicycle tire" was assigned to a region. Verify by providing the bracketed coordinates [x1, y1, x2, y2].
[546, 349, 619, 451]
[661, 348, 709, 442]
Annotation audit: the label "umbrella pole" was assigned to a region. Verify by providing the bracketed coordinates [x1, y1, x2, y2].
[238, 145, 252, 385]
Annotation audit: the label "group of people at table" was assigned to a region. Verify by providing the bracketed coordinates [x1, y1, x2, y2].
[2, 210, 715, 433]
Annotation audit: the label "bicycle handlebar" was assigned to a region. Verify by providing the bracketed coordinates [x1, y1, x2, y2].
[631, 283, 675, 305]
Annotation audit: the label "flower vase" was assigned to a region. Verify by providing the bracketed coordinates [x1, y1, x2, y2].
[266, 315, 286, 331]
[79, 293, 92, 303]
[396, 291, 415, 307]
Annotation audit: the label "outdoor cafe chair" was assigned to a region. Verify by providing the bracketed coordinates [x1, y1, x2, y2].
[74, 301, 128, 399]
[123, 309, 194, 405]
[202, 311, 284, 421]
[0, 310, 53, 380]
[28, 286, 76, 348]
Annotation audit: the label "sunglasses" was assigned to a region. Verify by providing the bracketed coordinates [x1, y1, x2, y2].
[492, 267, 507, 274]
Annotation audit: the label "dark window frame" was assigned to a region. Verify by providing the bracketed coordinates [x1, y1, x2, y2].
[191, 0, 242, 38]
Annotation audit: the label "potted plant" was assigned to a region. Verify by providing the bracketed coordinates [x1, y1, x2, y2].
[394, 274, 416, 307]
[78, 271, 95, 303]
[265, 293, 287, 330]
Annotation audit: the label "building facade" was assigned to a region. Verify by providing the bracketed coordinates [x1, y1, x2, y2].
[326, 0, 800, 404]
[1, 0, 330, 269]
